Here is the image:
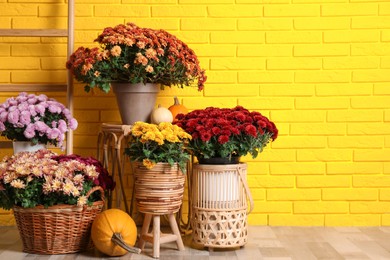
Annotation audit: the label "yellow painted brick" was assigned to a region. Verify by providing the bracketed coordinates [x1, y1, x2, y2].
[211, 58, 265, 70]
[238, 18, 292, 31]
[270, 162, 325, 175]
[181, 18, 235, 30]
[248, 175, 295, 188]
[272, 136, 326, 149]
[74, 96, 116, 110]
[348, 123, 390, 135]
[0, 17, 10, 27]
[157, 86, 203, 97]
[328, 109, 382, 122]
[379, 3, 390, 15]
[247, 214, 268, 225]
[74, 135, 98, 148]
[352, 17, 390, 29]
[296, 71, 350, 83]
[237, 44, 292, 57]
[327, 162, 383, 175]
[295, 97, 349, 109]
[294, 17, 350, 30]
[293, 0, 348, 3]
[180, 0, 234, 3]
[294, 44, 349, 56]
[238, 0, 289, 3]
[328, 136, 384, 149]
[73, 110, 100, 123]
[351, 44, 390, 56]
[270, 110, 325, 122]
[324, 30, 379, 43]
[124, 19, 179, 31]
[205, 71, 236, 83]
[261, 84, 315, 97]
[291, 123, 346, 135]
[94, 5, 150, 17]
[11, 71, 66, 83]
[386, 111, 390, 122]
[74, 4, 94, 17]
[0, 3, 37, 16]
[253, 201, 292, 213]
[266, 31, 321, 44]
[166, 31, 209, 44]
[238, 97, 293, 110]
[297, 176, 351, 188]
[74, 122, 101, 135]
[381, 57, 390, 69]
[354, 149, 390, 162]
[294, 201, 349, 214]
[255, 149, 296, 162]
[122, 0, 176, 3]
[247, 162, 270, 175]
[75, 18, 125, 30]
[382, 30, 390, 42]
[353, 70, 390, 83]
[268, 189, 321, 201]
[269, 214, 324, 226]
[12, 44, 66, 57]
[211, 31, 265, 44]
[249, 188, 266, 200]
[38, 4, 67, 17]
[380, 189, 390, 201]
[151, 5, 206, 17]
[191, 44, 235, 57]
[0, 215, 15, 226]
[0, 71, 10, 82]
[382, 214, 390, 225]
[353, 175, 390, 187]
[0, 44, 10, 55]
[204, 84, 259, 97]
[184, 97, 237, 110]
[41, 57, 67, 70]
[323, 57, 378, 70]
[239, 71, 293, 83]
[267, 58, 321, 70]
[0, 57, 39, 69]
[12, 17, 67, 29]
[297, 149, 352, 162]
[322, 188, 378, 201]
[208, 5, 263, 17]
[321, 3, 378, 16]
[316, 84, 373, 96]
[264, 4, 319, 17]
[386, 137, 390, 148]
[325, 214, 381, 226]
[351, 202, 390, 214]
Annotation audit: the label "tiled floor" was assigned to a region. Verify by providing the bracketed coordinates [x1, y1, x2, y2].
[1, 225, 390, 259]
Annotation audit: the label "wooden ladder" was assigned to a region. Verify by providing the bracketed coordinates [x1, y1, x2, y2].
[0, 0, 75, 154]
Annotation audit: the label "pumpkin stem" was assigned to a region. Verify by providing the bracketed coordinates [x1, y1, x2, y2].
[174, 96, 180, 105]
[111, 232, 141, 254]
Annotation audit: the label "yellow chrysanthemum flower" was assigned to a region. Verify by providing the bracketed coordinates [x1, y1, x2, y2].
[143, 159, 156, 169]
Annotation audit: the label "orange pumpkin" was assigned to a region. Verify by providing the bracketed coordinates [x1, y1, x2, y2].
[168, 96, 188, 121]
[91, 209, 140, 256]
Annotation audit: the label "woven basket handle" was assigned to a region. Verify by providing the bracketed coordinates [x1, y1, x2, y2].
[86, 186, 105, 203]
[237, 165, 254, 215]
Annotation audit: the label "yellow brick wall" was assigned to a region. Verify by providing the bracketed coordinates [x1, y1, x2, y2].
[1, 0, 390, 226]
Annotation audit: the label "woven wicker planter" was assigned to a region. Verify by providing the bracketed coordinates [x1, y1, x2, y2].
[191, 163, 254, 249]
[134, 162, 185, 215]
[13, 187, 104, 254]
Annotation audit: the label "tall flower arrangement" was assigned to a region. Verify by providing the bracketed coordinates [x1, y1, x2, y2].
[0, 92, 78, 150]
[175, 106, 278, 161]
[124, 122, 192, 173]
[66, 22, 207, 93]
[0, 149, 115, 210]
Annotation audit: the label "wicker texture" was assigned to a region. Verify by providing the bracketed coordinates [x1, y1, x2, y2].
[191, 163, 254, 248]
[13, 186, 104, 255]
[134, 163, 185, 215]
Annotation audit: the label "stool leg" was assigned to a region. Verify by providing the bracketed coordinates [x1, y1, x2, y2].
[168, 213, 185, 251]
[153, 215, 160, 258]
[138, 214, 152, 250]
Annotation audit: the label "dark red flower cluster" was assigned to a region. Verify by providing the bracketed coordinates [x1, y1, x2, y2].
[176, 106, 278, 143]
[175, 106, 278, 159]
[52, 154, 115, 191]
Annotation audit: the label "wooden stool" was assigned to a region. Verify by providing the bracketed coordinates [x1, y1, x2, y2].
[138, 213, 185, 258]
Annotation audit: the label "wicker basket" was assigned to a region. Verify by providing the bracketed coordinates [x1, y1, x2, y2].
[13, 186, 104, 255]
[134, 162, 185, 215]
[191, 163, 254, 248]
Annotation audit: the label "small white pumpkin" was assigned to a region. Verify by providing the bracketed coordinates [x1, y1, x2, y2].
[151, 104, 173, 124]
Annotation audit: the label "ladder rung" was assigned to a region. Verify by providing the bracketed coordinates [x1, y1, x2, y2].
[0, 29, 68, 37]
[0, 84, 68, 92]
